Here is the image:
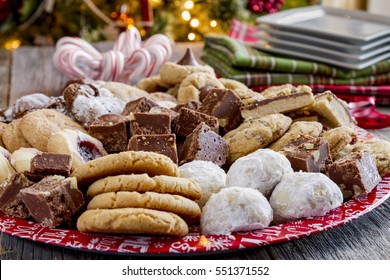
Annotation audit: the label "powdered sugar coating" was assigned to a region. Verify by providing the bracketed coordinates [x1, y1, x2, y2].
[179, 160, 226, 207]
[226, 149, 293, 197]
[270, 172, 343, 224]
[201, 187, 273, 235]
[70, 86, 125, 127]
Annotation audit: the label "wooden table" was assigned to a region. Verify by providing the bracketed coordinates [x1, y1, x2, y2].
[1, 43, 390, 260]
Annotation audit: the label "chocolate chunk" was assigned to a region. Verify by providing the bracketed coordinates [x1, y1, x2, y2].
[177, 48, 199, 66]
[89, 114, 129, 153]
[0, 173, 33, 219]
[180, 122, 228, 166]
[173, 100, 202, 112]
[175, 107, 219, 138]
[30, 153, 72, 177]
[122, 97, 159, 116]
[328, 151, 381, 199]
[280, 135, 331, 173]
[20, 176, 84, 228]
[130, 112, 171, 135]
[199, 85, 214, 102]
[128, 134, 178, 164]
[149, 106, 179, 131]
[200, 88, 243, 132]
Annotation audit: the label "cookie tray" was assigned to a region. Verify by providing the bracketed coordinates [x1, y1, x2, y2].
[1, 130, 389, 256]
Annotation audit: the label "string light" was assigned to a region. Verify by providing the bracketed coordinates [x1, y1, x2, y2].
[188, 33, 196, 41]
[4, 39, 21, 50]
[184, 0, 194, 9]
[181, 11, 191, 21]
[210, 20, 217, 27]
[190, 18, 199, 28]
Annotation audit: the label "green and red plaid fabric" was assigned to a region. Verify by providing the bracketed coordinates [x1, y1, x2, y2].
[203, 34, 390, 84]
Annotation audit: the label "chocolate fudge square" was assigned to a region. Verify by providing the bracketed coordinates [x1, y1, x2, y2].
[328, 151, 381, 199]
[122, 97, 158, 115]
[149, 106, 179, 132]
[175, 107, 219, 138]
[128, 134, 178, 164]
[173, 100, 202, 112]
[89, 114, 129, 153]
[20, 176, 84, 228]
[180, 122, 228, 166]
[200, 88, 243, 132]
[280, 134, 331, 173]
[130, 112, 171, 135]
[0, 173, 33, 219]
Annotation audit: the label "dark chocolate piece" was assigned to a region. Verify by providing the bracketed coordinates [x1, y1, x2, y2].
[180, 122, 228, 166]
[0, 173, 33, 219]
[122, 97, 159, 116]
[20, 176, 84, 228]
[30, 153, 72, 177]
[175, 107, 219, 138]
[89, 114, 129, 153]
[128, 134, 178, 164]
[328, 151, 381, 199]
[130, 112, 171, 135]
[177, 48, 199, 66]
[281, 135, 331, 173]
[200, 88, 243, 132]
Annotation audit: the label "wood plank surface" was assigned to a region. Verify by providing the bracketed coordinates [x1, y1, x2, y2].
[0, 50, 10, 108]
[1, 43, 390, 260]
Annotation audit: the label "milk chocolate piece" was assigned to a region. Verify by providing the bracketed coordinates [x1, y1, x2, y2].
[149, 106, 179, 131]
[177, 48, 199, 66]
[199, 85, 214, 102]
[280, 135, 331, 173]
[20, 176, 84, 228]
[30, 153, 72, 177]
[122, 97, 158, 115]
[200, 88, 243, 132]
[180, 122, 228, 166]
[130, 112, 171, 135]
[89, 114, 129, 153]
[0, 173, 32, 219]
[174, 100, 202, 112]
[328, 151, 381, 199]
[175, 107, 219, 138]
[128, 134, 178, 164]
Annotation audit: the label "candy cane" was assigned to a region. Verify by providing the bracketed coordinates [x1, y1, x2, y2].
[53, 27, 172, 84]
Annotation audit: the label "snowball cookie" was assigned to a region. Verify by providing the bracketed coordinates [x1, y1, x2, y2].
[201, 187, 273, 235]
[226, 149, 293, 197]
[270, 172, 343, 224]
[179, 160, 226, 207]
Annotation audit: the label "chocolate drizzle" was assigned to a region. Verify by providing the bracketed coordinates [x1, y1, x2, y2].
[177, 48, 199, 66]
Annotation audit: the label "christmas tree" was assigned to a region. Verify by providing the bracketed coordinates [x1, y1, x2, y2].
[0, 0, 316, 48]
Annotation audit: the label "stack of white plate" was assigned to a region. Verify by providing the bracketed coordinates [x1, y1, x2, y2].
[252, 5, 390, 69]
